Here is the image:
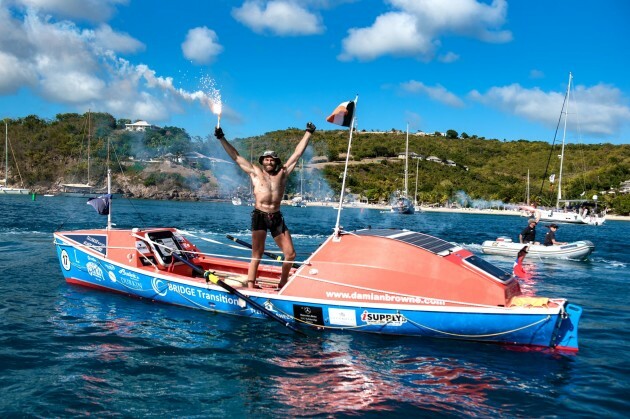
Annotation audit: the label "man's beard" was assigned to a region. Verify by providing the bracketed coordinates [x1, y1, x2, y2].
[263, 163, 276, 174]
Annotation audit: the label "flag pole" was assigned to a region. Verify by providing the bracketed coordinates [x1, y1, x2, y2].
[107, 138, 112, 231]
[334, 95, 358, 238]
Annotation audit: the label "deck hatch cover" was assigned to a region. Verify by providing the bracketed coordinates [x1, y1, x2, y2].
[353, 228, 455, 255]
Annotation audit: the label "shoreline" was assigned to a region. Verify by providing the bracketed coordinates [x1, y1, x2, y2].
[293, 201, 630, 221]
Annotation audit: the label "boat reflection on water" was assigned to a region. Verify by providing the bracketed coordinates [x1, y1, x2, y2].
[262, 333, 572, 416]
[50, 286, 575, 416]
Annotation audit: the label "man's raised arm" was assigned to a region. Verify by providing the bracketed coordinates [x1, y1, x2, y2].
[214, 127, 254, 174]
[284, 122, 316, 174]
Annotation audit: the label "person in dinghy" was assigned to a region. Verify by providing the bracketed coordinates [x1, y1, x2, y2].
[543, 224, 567, 246]
[215, 122, 316, 289]
[519, 218, 539, 245]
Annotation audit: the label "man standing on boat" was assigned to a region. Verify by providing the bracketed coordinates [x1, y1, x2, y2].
[519, 218, 539, 245]
[215, 122, 316, 289]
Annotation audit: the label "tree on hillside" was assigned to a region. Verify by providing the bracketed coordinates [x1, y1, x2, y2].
[446, 129, 458, 139]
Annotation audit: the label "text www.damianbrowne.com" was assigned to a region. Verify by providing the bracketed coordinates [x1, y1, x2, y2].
[325, 291, 446, 306]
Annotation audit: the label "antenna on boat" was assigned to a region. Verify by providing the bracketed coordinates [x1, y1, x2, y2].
[333, 95, 359, 239]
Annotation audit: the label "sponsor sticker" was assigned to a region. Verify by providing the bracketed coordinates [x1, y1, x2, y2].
[86, 262, 104, 281]
[361, 310, 407, 326]
[293, 305, 324, 326]
[328, 308, 357, 326]
[152, 278, 168, 296]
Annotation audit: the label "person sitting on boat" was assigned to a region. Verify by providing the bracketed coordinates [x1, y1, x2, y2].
[519, 219, 539, 244]
[543, 224, 567, 246]
[215, 122, 316, 289]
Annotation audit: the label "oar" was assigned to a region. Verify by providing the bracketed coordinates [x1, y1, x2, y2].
[226, 234, 299, 268]
[171, 252, 305, 335]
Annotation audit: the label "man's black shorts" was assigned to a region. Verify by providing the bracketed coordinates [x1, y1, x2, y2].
[251, 209, 288, 238]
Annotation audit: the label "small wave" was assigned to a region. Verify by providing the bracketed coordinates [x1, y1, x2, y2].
[588, 257, 627, 269]
[0, 229, 50, 236]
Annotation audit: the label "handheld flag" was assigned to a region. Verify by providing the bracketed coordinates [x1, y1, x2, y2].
[87, 194, 112, 215]
[327, 101, 355, 127]
[513, 246, 531, 279]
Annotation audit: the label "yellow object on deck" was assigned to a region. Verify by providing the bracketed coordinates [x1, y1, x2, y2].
[509, 296, 550, 307]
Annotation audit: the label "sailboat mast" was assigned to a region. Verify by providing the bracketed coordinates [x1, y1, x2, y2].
[414, 156, 419, 206]
[527, 169, 530, 205]
[4, 122, 7, 186]
[557, 73, 571, 208]
[404, 123, 409, 197]
[87, 110, 91, 187]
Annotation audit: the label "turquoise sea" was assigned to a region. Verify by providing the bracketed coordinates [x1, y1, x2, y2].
[1, 195, 628, 417]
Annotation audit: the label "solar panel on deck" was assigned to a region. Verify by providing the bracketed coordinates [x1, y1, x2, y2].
[353, 228, 455, 255]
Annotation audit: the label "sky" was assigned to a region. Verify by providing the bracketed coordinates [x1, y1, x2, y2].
[1, 0, 629, 145]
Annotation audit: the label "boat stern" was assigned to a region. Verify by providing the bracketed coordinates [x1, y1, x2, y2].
[553, 303, 582, 351]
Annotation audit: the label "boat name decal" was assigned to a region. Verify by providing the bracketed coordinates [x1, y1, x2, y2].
[361, 310, 407, 326]
[325, 291, 445, 306]
[166, 283, 243, 307]
[86, 262, 104, 281]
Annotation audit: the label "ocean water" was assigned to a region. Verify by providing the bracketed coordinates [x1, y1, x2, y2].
[1, 196, 628, 417]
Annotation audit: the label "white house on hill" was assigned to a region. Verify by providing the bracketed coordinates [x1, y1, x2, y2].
[125, 120, 157, 132]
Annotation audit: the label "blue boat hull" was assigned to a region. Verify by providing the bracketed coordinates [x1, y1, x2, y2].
[54, 237, 580, 349]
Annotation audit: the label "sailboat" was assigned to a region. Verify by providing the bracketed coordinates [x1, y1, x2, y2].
[538, 73, 606, 226]
[61, 111, 97, 198]
[1, 122, 31, 195]
[391, 124, 415, 214]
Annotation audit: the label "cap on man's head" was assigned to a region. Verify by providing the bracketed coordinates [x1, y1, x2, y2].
[549, 223, 559, 229]
[259, 150, 281, 165]
[528, 218, 537, 224]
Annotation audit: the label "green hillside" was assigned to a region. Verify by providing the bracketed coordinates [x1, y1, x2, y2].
[3, 113, 630, 214]
[232, 128, 630, 213]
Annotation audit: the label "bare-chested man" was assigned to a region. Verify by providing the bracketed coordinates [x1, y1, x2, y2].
[215, 122, 316, 289]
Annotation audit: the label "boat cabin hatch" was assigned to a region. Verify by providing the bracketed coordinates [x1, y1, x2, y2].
[463, 255, 512, 284]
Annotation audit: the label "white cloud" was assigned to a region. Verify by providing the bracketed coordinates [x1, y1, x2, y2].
[0, 6, 225, 123]
[469, 83, 630, 136]
[15, 0, 127, 22]
[0, 50, 37, 93]
[401, 80, 464, 107]
[232, 0, 324, 35]
[438, 51, 459, 63]
[529, 69, 544, 79]
[339, 12, 432, 61]
[340, 0, 511, 61]
[182, 27, 223, 64]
